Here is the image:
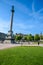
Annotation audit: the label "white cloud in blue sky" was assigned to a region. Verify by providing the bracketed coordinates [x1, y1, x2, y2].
[0, 18, 9, 33]
[0, 0, 43, 34]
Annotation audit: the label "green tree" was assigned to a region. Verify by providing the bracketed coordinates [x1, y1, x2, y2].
[27, 34, 34, 41]
[41, 35, 43, 40]
[34, 34, 40, 41]
[40, 33, 43, 40]
[15, 35, 22, 41]
[23, 36, 27, 41]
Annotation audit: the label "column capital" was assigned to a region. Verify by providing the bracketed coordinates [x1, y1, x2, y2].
[11, 5, 15, 13]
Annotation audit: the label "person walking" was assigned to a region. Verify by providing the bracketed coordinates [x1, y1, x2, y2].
[38, 41, 39, 45]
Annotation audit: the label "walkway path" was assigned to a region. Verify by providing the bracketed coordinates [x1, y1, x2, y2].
[0, 43, 43, 50]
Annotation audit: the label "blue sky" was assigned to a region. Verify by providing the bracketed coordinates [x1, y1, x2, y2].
[0, 0, 43, 34]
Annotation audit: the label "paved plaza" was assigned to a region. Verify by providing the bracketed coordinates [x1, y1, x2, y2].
[0, 42, 43, 50]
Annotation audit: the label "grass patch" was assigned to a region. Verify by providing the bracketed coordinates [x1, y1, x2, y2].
[0, 46, 43, 65]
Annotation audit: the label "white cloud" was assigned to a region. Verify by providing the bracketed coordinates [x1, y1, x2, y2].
[14, 22, 34, 30]
[1, 0, 43, 17]
[0, 0, 43, 34]
[1, 0, 31, 15]
[0, 18, 9, 33]
[32, 1, 35, 13]
[14, 1, 31, 15]
[15, 23, 26, 29]
[28, 1, 43, 24]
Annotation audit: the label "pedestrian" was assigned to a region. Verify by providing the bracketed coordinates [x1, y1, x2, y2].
[38, 41, 39, 45]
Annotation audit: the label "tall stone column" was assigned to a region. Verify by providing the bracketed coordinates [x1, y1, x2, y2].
[4, 6, 15, 43]
[10, 6, 14, 32]
[8, 6, 15, 38]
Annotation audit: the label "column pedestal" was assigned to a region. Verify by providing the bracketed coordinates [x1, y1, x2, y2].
[4, 31, 14, 43]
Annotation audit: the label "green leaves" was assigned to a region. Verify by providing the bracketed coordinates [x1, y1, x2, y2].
[13, 33, 43, 42]
[34, 34, 40, 41]
[15, 35, 22, 41]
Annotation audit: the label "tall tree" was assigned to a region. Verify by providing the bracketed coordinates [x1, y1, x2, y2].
[27, 34, 34, 41]
[15, 35, 22, 41]
[34, 34, 40, 41]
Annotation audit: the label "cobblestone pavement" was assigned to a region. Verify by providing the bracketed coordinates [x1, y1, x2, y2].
[0, 43, 43, 50]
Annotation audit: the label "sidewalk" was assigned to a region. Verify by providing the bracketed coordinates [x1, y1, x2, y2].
[0, 43, 43, 50]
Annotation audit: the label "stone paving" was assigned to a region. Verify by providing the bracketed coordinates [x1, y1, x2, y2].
[0, 43, 43, 50]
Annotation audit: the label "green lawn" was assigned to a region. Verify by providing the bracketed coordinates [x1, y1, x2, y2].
[0, 46, 43, 65]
